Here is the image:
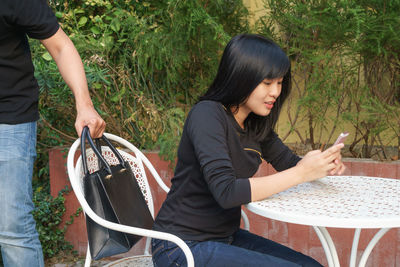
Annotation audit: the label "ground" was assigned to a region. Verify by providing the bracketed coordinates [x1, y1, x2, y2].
[46, 253, 113, 267]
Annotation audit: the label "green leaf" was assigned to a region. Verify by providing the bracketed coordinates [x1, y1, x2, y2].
[55, 11, 63, 19]
[41, 52, 52, 61]
[110, 94, 120, 103]
[110, 20, 121, 32]
[93, 82, 102, 89]
[90, 26, 101, 34]
[78, 16, 88, 27]
[74, 9, 85, 14]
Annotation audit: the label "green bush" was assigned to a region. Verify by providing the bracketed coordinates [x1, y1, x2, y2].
[32, 180, 80, 259]
[257, 0, 400, 159]
[34, 0, 249, 162]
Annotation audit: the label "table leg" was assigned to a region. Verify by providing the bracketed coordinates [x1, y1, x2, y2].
[357, 228, 391, 267]
[319, 227, 340, 266]
[350, 228, 361, 267]
[313, 226, 340, 267]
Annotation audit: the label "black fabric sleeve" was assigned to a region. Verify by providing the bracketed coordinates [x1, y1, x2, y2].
[261, 131, 301, 172]
[12, 0, 59, 39]
[186, 102, 251, 209]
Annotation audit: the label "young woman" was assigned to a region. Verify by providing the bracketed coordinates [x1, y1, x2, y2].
[152, 34, 345, 267]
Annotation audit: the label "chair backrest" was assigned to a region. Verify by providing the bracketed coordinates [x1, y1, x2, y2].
[69, 132, 171, 218]
[75, 145, 155, 216]
[68, 132, 195, 267]
[68, 133, 168, 258]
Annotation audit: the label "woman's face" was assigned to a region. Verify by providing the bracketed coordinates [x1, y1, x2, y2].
[241, 77, 283, 117]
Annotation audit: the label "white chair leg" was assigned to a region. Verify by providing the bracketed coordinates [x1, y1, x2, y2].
[144, 236, 152, 255]
[241, 209, 250, 231]
[85, 245, 91, 267]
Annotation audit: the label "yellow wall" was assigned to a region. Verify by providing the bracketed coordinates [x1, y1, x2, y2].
[243, 0, 266, 23]
[242, 0, 347, 145]
[242, 0, 398, 150]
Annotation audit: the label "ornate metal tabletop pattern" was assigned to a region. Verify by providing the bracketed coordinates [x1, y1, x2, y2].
[247, 176, 400, 228]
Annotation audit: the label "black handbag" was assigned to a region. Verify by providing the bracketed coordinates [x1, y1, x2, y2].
[81, 127, 154, 260]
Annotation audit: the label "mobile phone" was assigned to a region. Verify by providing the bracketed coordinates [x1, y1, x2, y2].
[333, 132, 349, 146]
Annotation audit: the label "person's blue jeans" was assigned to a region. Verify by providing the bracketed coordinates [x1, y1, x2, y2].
[152, 229, 322, 267]
[0, 122, 44, 267]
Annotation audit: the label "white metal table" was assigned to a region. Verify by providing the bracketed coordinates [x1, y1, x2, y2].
[245, 176, 400, 267]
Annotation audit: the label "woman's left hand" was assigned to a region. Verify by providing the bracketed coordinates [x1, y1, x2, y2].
[329, 153, 346, 175]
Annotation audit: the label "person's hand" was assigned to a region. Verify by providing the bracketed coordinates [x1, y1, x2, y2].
[329, 152, 346, 176]
[75, 106, 106, 138]
[296, 144, 345, 182]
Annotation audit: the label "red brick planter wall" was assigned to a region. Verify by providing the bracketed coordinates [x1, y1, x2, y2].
[49, 148, 400, 266]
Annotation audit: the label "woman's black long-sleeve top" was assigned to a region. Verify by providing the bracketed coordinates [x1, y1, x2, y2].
[153, 100, 300, 241]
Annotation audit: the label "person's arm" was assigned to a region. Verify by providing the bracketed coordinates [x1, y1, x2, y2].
[249, 144, 346, 202]
[188, 102, 345, 207]
[40, 27, 105, 138]
[261, 131, 301, 171]
[187, 102, 252, 209]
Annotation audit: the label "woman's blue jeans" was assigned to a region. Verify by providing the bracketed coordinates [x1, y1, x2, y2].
[152, 229, 322, 267]
[0, 122, 44, 267]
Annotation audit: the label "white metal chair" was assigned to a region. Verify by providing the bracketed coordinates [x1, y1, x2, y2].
[67, 132, 194, 267]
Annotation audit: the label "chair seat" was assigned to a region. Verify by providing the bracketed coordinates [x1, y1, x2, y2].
[103, 255, 153, 267]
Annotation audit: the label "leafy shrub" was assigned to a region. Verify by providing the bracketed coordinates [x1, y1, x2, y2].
[32, 181, 80, 259]
[35, 0, 249, 160]
[257, 0, 400, 159]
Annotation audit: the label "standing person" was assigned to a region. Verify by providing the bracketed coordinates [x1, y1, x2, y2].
[151, 34, 345, 267]
[0, 0, 106, 266]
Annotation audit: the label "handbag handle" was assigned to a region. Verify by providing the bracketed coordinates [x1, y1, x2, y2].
[95, 138, 103, 169]
[98, 134, 127, 170]
[81, 126, 111, 177]
[85, 126, 126, 169]
[81, 126, 126, 178]
[81, 127, 128, 178]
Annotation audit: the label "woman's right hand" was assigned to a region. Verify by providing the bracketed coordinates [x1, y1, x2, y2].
[296, 144, 345, 183]
[249, 143, 345, 202]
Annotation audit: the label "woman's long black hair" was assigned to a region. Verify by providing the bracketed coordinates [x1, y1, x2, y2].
[199, 34, 292, 141]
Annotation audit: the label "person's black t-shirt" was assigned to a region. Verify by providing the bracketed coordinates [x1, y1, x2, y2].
[153, 100, 301, 241]
[0, 0, 59, 124]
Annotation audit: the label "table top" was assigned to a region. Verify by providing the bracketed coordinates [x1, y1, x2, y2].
[246, 176, 400, 229]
